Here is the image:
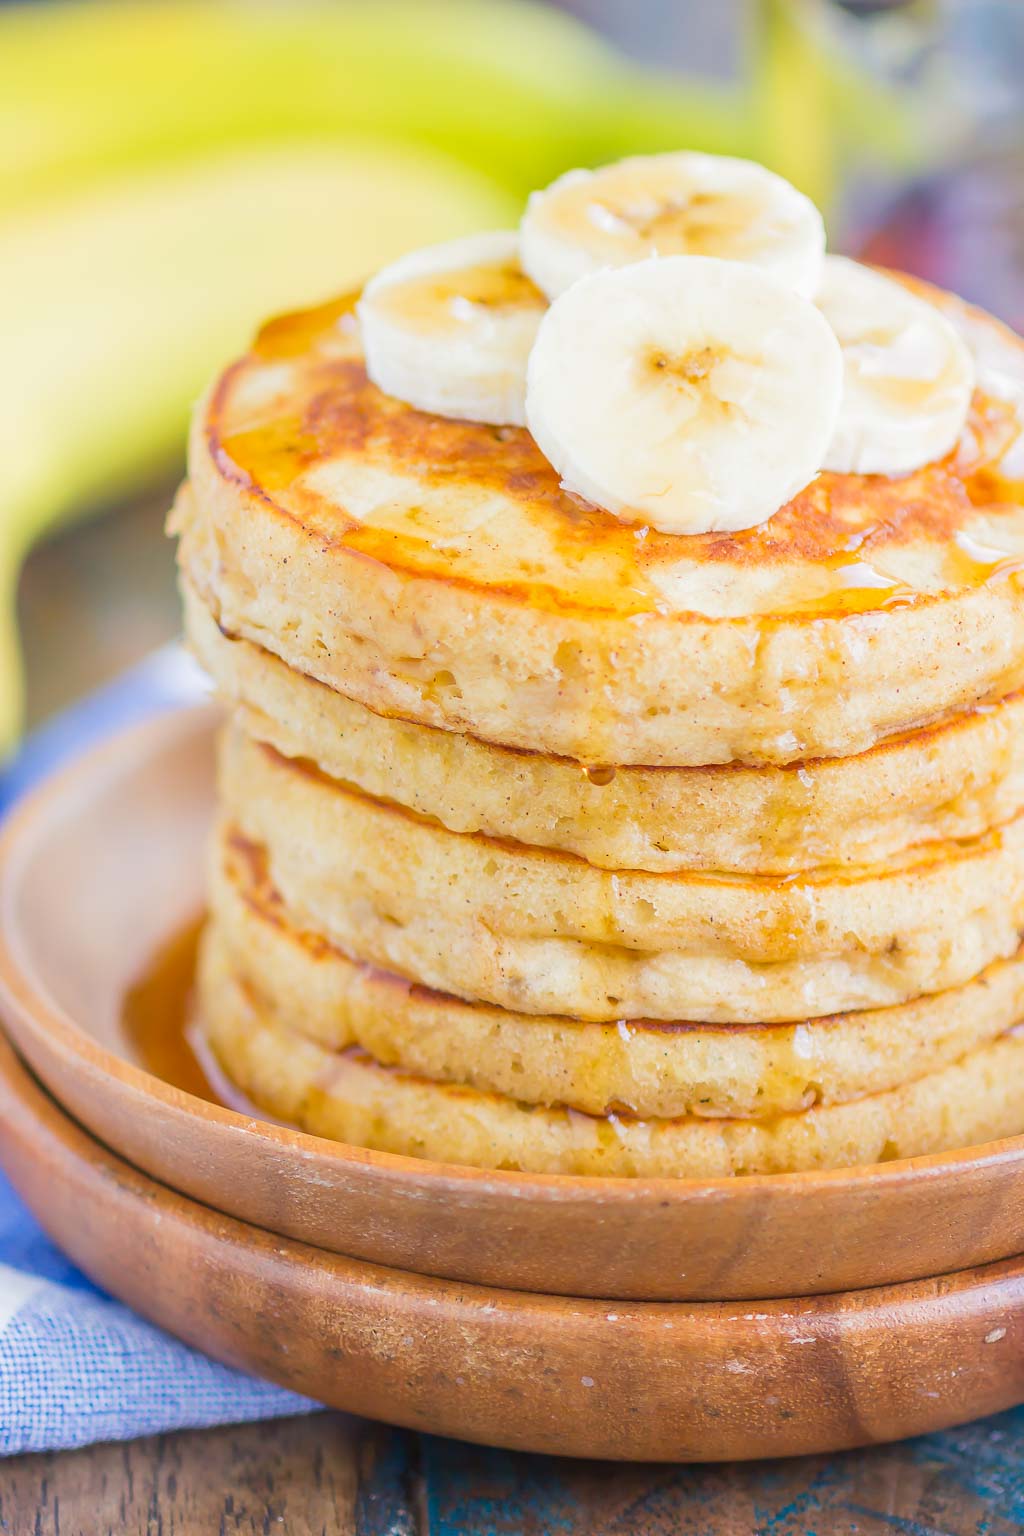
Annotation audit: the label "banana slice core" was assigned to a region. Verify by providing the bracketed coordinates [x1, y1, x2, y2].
[817, 256, 975, 476]
[525, 254, 843, 536]
[358, 231, 546, 426]
[950, 301, 1024, 478]
[520, 152, 825, 301]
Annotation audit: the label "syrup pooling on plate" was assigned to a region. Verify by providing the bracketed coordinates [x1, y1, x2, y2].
[122, 919, 214, 1102]
[123, 919, 274, 1118]
[212, 290, 1024, 624]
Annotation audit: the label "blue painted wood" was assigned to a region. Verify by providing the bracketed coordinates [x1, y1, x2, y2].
[418, 1408, 1024, 1535]
[354, 1424, 420, 1536]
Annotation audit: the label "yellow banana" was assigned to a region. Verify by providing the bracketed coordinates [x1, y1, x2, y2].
[0, 0, 913, 749]
[0, 141, 515, 749]
[0, 0, 635, 213]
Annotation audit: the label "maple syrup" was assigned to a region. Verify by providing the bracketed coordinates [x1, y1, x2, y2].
[546, 172, 759, 262]
[122, 918, 220, 1104]
[374, 261, 543, 331]
[213, 288, 1024, 640]
[252, 293, 355, 363]
[583, 764, 617, 786]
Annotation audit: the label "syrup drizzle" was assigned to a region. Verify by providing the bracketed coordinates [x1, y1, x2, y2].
[374, 261, 543, 332]
[122, 919, 216, 1102]
[213, 293, 1024, 627]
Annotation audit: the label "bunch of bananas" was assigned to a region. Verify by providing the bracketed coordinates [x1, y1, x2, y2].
[0, 0, 906, 749]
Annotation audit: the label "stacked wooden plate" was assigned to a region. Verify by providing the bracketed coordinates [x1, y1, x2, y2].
[2, 706, 1024, 1462]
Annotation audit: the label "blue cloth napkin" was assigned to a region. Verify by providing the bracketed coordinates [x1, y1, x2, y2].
[0, 647, 318, 1456]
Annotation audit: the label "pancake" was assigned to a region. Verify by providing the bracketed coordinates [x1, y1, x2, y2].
[210, 825, 1024, 1120]
[219, 725, 1024, 1023]
[175, 275, 1024, 768]
[199, 932, 1024, 1177]
[186, 578, 1024, 876]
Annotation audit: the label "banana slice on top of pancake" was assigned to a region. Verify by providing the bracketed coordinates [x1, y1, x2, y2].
[357, 230, 546, 426]
[520, 151, 826, 300]
[525, 254, 843, 535]
[817, 256, 976, 476]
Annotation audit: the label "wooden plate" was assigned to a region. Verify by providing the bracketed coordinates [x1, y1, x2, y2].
[2, 1024, 1023, 1463]
[3, 705, 1024, 1303]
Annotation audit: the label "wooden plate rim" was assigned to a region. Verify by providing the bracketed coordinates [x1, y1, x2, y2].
[4, 1019, 1024, 1463]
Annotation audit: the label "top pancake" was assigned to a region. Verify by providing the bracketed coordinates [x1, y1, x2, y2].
[179, 273, 1024, 766]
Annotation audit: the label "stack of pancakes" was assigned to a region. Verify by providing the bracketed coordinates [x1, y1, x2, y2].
[173, 278, 1024, 1177]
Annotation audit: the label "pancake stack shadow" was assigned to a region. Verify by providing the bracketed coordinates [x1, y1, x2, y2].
[173, 281, 1024, 1177]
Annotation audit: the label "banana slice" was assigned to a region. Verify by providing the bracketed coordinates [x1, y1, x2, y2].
[525, 255, 843, 536]
[817, 256, 975, 476]
[520, 151, 825, 301]
[357, 231, 546, 425]
[947, 301, 1024, 477]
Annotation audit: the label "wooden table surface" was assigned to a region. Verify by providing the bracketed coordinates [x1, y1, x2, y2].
[8, 494, 1024, 1533]
[4, 1409, 1024, 1535]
